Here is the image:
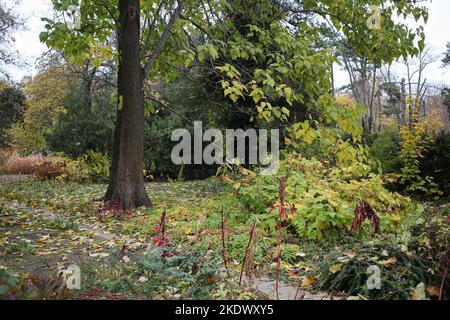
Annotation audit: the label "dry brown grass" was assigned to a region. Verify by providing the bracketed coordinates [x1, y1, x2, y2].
[1, 154, 50, 175]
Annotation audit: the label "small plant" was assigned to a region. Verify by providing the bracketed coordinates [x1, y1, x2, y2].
[220, 205, 229, 272]
[267, 176, 296, 299]
[98, 199, 132, 220]
[349, 201, 380, 234]
[0, 270, 72, 300]
[5, 241, 36, 255]
[77, 287, 127, 300]
[44, 217, 79, 231]
[238, 219, 258, 285]
[147, 209, 179, 258]
[139, 246, 223, 299]
[316, 240, 440, 300]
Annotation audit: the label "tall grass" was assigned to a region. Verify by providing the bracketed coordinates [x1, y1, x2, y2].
[1, 155, 50, 175]
[0, 146, 17, 171]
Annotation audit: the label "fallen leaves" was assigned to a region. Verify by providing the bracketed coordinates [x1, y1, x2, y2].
[89, 252, 110, 258]
[378, 257, 397, 268]
[426, 286, 440, 297]
[301, 275, 317, 287]
[329, 263, 343, 274]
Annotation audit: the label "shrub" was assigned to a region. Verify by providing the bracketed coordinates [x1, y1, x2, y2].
[315, 240, 440, 299]
[238, 154, 419, 240]
[408, 204, 449, 299]
[399, 124, 441, 198]
[0, 269, 72, 300]
[58, 150, 110, 183]
[420, 133, 450, 196]
[34, 161, 64, 180]
[368, 130, 401, 173]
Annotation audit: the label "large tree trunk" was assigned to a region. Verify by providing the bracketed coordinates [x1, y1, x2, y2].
[104, 0, 151, 210]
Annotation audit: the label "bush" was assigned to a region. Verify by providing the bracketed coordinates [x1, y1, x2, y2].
[408, 204, 449, 298]
[34, 161, 64, 180]
[0, 86, 26, 146]
[420, 133, 450, 196]
[315, 239, 440, 299]
[59, 150, 110, 183]
[368, 130, 401, 173]
[0, 269, 72, 300]
[238, 154, 419, 240]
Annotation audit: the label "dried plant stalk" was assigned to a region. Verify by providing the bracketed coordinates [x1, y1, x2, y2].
[239, 219, 258, 286]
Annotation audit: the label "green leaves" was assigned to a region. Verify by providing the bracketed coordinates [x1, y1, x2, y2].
[238, 154, 418, 240]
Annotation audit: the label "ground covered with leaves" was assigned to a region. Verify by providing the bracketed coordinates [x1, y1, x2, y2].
[0, 175, 448, 300]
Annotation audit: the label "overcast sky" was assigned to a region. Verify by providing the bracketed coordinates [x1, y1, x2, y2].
[4, 0, 450, 87]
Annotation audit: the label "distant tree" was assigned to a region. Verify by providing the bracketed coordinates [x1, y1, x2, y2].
[9, 59, 69, 154]
[442, 42, 450, 67]
[442, 88, 450, 119]
[0, 85, 26, 146]
[0, 0, 22, 78]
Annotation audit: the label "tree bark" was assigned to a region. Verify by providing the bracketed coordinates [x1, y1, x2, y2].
[104, 0, 151, 209]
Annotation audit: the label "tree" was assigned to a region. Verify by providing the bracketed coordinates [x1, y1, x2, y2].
[442, 88, 450, 119]
[42, 0, 185, 209]
[0, 85, 26, 146]
[0, 0, 22, 78]
[9, 60, 69, 155]
[442, 42, 450, 67]
[41, 0, 429, 207]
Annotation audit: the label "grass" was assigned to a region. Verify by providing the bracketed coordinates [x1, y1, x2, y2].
[1, 155, 50, 175]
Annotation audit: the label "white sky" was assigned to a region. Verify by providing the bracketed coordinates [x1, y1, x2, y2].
[4, 0, 450, 87]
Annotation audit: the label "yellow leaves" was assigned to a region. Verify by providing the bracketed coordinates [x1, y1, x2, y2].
[389, 213, 401, 222]
[184, 227, 192, 235]
[329, 263, 343, 274]
[303, 129, 316, 145]
[0, 237, 8, 246]
[37, 234, 51, 244]
[215, 64, 241, 80]
[378, 257, 397, 268]
[301, 275, 317, 287]
[281, 261, 294, 270]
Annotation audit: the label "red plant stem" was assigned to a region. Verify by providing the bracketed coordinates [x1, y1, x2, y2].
[238, 219, 257, 286]
[160, 209, 166, 245]
[221, 205, 228, 272]
[276, 220, 282, 300]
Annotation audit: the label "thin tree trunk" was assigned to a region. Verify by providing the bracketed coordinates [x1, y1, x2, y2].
[104, 0, 151, 209]
[400, 78, 406, 128]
